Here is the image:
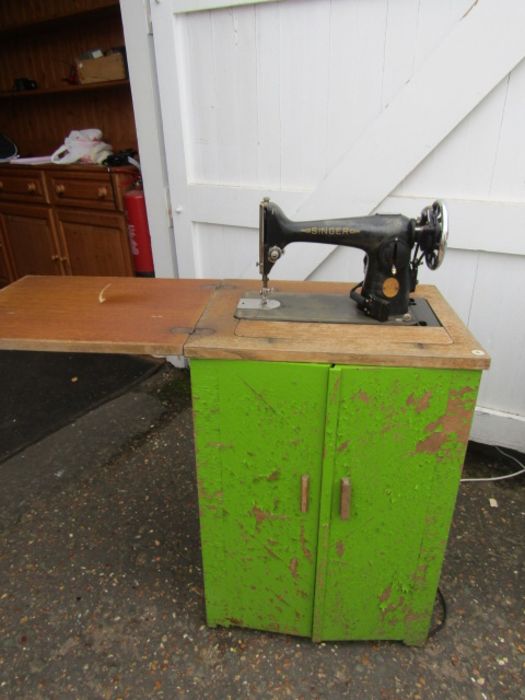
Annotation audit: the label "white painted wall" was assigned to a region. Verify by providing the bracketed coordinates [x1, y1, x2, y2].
[125, 0, 525, 451]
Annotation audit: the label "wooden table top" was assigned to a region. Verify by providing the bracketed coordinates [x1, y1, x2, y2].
[185, 280, 490, 370]
[0, 276, 218, 356]
[0, 276, 489, 369]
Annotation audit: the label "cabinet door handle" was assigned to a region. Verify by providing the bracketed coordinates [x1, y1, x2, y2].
[97, 186, 108, 199]
[55, 184, 65, 195]
[300, 474, 309, 513]
[27, 182, 37, 193]
[51, 255, 60, 261]
[340, 477, 351, 520]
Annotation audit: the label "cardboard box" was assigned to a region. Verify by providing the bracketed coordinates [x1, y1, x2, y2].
[76, 53, 126, 84]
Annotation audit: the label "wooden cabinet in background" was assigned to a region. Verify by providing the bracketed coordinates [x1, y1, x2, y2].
[55, 209, 133, 277]
[0, 164, 136, 282]
[0, 1, 137, 158]
[0, 1, 139, 284]
[0, 227, 15, 288]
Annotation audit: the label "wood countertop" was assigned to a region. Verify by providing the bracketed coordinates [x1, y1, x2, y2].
[0, 276, 490, 369]
[0, 276, 218, 356]
[185, 280, 490, 370]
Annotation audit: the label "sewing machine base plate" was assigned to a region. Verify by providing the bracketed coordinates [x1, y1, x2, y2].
[235, 292, 441, 327]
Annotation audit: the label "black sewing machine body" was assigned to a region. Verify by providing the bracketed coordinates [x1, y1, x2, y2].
[253, 198, 448, 323]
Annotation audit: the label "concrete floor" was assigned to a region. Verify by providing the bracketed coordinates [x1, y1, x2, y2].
[0, 364, 523, 700]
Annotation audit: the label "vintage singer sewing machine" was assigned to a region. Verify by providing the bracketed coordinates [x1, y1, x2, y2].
[236, 198, 448, 325]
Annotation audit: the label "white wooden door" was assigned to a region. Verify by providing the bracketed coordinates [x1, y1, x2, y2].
[149, 0, 525, 450]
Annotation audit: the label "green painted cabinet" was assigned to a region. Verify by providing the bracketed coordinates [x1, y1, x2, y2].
[191, 358, 480, 644]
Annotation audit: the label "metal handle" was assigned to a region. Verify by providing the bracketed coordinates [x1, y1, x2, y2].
[51, 254, 60, 262]
[27, 182, 37, 193]
[300, 474, 309, 513]
[0, 181, 4, 191]
[340, 477, 351, 520]
[97, 186, 108, 199]
[55, 184, 65, 195]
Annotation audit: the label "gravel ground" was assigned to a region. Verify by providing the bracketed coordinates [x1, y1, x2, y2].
[0, 364, 523, 700]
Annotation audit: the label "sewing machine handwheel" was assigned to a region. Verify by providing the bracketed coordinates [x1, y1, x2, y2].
[425, 200, 448, 270]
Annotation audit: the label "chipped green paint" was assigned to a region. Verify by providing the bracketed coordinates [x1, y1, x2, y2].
[191, 359, 328, 637]
[190, 359, 481, 644]
[313, 365, 480, 644]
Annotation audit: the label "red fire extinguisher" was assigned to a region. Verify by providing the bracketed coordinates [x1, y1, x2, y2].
[124, 186, 155, 277]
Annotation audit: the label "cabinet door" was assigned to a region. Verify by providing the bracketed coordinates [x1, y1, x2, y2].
[0, 204, 63, 277]
[191, 359, 329, 637]
[55, 209, 133, 276]
[313, 365, 480, 644]
[0, 227, 14, 287]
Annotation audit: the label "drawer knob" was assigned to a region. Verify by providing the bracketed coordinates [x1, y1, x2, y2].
[27, 182, 37, 193]
[51, 255, 60, 262]
[97, 186, 108, 199]
[0, 181, 3, 191]
[55, 184, 65, 195]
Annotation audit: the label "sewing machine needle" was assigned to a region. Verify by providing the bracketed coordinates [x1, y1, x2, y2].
[260, 276, 269, 305]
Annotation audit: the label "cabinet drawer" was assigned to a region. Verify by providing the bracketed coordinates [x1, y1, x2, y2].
[47, 172, 116, 210]
[0, 170, 48, 204]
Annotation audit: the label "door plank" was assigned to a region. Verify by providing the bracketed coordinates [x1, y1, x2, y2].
[314, 365, 481, 643]
[191, 358, 328, 636]
[272, 0, 525, 279]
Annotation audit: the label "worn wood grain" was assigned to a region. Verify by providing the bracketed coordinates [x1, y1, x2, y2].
[0, 276, 218, 355]
[0, 276, 490, 368]
[184, 280, 490, 369]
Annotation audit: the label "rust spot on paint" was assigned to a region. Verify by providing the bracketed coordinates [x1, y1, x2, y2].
[415, 386, 474, 454]
[197, 479, 223, 502]
[264, 545, 280, 561]
[379, 585, 392, 603]
[300, 525, 313, 561]
[329, 376, 341, 403]
[251, 506, 269, 528]
[337, 440, 350, 453]
[335, 540, 345, 558]
[267, 470, 280, 481]
[205, 441, 232, 450]
[380, 595, 405, 620]
[406, 390, 432, 413]
[275, 593, 290, 607]
[289, 558, 299, 579]
[411, 563, 429, 586]
[404, 610, 425, 624]
[227, 617, 244, 626]
[250, 506, 287, 531]
[415, 431, 448, 454]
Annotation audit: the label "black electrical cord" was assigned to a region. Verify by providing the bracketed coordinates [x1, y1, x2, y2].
[428, 586, 447, 638]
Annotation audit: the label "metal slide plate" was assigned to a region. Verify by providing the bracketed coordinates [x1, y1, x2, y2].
[235, 292, 442, 327]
